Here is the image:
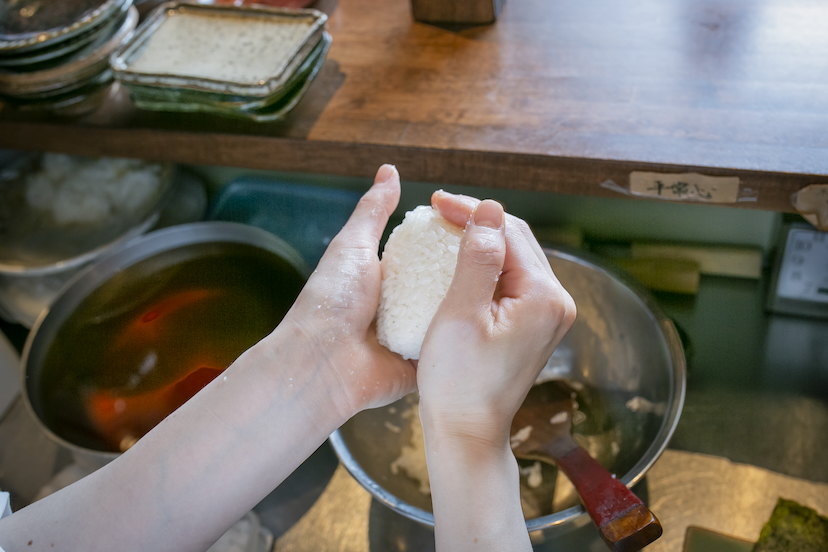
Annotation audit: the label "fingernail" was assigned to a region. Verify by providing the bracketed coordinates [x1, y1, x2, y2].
[375, 164, 398, 184]
[473, 199, 504, 229]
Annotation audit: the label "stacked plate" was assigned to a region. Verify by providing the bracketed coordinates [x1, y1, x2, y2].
[110, 2, 330, 122]
[0, 0, 138, 115]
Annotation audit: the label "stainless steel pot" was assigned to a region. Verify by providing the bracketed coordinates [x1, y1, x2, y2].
[330, 247, 686, 540]
[20, 221, 308, 470]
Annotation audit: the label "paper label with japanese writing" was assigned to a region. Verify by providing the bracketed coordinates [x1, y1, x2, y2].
[791, 184, 828, 231]
[629, 172, 741, 203]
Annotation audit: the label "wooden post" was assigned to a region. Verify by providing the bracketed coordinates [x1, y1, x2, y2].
[411, 0, 505, 24]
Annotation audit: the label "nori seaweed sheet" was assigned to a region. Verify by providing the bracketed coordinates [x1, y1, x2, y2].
[752, 498, 828, 552]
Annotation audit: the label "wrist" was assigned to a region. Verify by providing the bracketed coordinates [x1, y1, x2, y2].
[418, 396, 513, 455]
[251, 319, 357, 429]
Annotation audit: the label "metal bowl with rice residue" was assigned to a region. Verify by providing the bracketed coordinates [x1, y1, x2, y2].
[330, 247, 686, 542]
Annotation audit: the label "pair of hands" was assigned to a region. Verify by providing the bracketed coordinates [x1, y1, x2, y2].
[283, 164, 575, 442]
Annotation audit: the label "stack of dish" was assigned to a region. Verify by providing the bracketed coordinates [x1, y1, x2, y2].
[0, 0, 138, 115]
[110, 2, 330, 122]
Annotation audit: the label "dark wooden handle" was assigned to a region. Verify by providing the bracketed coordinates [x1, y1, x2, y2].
[555, 446, 663, 552]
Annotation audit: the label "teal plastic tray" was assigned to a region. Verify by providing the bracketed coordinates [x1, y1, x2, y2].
[206, 178, 361, 269]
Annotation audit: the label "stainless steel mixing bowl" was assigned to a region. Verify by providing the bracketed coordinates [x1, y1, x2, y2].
[330, 247, 686, 538]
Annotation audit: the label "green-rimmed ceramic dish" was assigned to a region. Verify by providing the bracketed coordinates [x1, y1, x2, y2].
[123, 30, 329, 112]
[128, 31, 330, 122]
[110, 2, 326, 97]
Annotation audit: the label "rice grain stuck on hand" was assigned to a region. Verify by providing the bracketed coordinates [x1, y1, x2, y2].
[376, 205, 464, 360]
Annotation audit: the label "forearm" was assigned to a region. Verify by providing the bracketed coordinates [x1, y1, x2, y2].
[420, 403, 532, 552]
[0, 322, 348, 552]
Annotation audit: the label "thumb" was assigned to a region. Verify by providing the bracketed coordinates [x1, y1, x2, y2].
[330, 164, 400, 251]
[442, 200, 506, 313]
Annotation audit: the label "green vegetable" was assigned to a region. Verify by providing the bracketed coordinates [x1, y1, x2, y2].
[752, 498, 828, 552]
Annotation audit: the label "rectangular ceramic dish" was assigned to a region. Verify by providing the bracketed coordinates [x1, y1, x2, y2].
[122, 30, 328, 110]
[110, 2, 326, 97]
[129, 33, 327, 122]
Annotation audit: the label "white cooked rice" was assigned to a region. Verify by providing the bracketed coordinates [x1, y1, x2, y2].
[376, 205, 464, 360]
[25, 154, 164, 226]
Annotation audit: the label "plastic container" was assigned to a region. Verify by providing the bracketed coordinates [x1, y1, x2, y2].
[206, 178, 361, 268]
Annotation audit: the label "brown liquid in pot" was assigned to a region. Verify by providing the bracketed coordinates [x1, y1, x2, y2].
[37, 244, 304, 453]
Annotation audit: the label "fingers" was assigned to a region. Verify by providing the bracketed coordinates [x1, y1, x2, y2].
[432, 190, 559, 299]
[441, 200, 506, 315]
[332, 164, 401, 251]
[431, 190, 477, 227]
[432, 190, 555, 280]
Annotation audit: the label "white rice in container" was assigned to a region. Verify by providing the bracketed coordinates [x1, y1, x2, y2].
[24, 154, 164, 226]
[376, 205, 464, 360]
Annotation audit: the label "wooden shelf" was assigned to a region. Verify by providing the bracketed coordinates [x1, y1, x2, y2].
[2, 0, 827, 212]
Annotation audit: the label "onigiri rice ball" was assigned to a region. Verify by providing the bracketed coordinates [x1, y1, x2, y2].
[376, 205, 464, 360]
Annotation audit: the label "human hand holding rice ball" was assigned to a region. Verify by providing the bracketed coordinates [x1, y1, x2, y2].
[378, 189, 576, 437]
[284, 158, 573, 431]
[415, 190, 577, 433]
[376, 187, 576, 427]
[281, 164, 418, 413]
[376, 190, 576, 550]
[376, 191, 576, 375]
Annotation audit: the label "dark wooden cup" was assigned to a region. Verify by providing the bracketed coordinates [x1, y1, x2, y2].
[411, 0, 505, 24]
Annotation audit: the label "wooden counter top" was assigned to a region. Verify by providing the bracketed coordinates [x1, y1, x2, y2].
[2, 0, 827, 211]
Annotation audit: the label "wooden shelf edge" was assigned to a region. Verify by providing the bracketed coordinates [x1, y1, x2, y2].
[0, 121, 810, 213]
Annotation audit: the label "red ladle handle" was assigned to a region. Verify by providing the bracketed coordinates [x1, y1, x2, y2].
[555, 446, 662, 552]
